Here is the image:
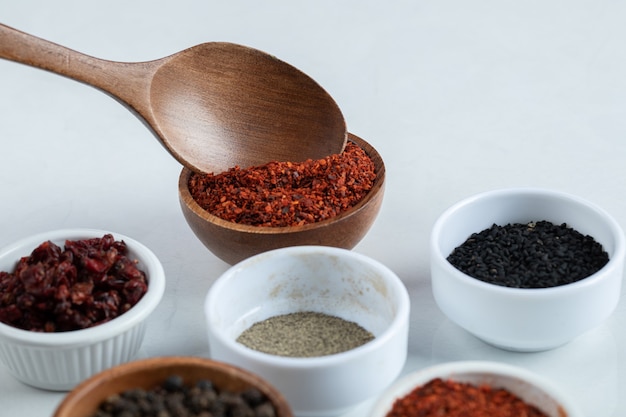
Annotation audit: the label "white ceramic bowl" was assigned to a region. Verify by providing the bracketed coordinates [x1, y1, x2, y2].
[369, 361, 583, 417]
[0, 229, 165, 390]
[431, 187, 625, 352]
[204, 246, 410, 417]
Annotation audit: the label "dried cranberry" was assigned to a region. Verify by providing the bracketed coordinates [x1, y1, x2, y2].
[0, 234, 148, 332]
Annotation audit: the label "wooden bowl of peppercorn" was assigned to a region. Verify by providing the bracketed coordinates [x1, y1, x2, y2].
[430, 188, 625, 352]
[53, 356, 294, 417]
[178, 132, 385, 264]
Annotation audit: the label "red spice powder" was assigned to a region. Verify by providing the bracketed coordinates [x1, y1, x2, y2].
[386, 378, 550, 417]
[188, 141, 376, 227]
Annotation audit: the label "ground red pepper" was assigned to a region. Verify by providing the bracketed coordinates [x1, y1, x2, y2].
[188, 141, 376, 227]
[386, 378, 550, 417]
[0, 235, 148, 332]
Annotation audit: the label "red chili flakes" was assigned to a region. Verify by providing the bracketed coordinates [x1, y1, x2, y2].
[188, 141, 376, 227]
[0, 234, 148, 332]
[386, 378, 550, 417]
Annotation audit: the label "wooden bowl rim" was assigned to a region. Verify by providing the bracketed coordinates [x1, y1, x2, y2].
[179, 132, 386, 234]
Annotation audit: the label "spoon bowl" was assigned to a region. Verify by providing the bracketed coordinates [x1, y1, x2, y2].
[0, 24, 346, 173]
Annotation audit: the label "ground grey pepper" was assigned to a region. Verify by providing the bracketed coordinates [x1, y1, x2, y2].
[236, 311, 375, 357]
[447, 220, 609, 288]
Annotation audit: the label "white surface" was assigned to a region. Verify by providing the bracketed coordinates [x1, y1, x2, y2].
[205, 246, 410, 416]
[0, 1, 625, 415]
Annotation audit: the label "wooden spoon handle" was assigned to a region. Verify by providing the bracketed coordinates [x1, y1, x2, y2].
[0, 23, 155, 115]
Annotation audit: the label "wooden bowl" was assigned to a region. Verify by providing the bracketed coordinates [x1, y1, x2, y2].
[178, 133, 386, 264]
[53, 356, 294, 417]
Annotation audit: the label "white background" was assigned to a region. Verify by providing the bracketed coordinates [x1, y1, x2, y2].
[1, 1, 625, 415]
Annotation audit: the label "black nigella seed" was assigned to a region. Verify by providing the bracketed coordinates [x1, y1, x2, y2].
[447, 221, 609, 289]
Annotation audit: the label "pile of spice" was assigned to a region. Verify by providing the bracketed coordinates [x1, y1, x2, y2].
[188, 141, 376, 227]
[385, 378, 549, 417]
[91, 375, 277, 417]
[0, 234, 148, 332]
[236, 311, 375, 357]
[447, 220, 609, 288]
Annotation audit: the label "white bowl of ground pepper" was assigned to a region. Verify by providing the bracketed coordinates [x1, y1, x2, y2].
[204, 245, 411, 417]
[0, 229, 165, 390]
[430, 187, 625, 352]
[369, 361, 583, 417]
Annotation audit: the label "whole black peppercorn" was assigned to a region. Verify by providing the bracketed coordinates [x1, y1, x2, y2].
[163, 375, 185, 392]
[241, 388, 266, 407]
[89, 376, 278, 417]
[254, 402, 277, 417]
[195, 379, 215, 391]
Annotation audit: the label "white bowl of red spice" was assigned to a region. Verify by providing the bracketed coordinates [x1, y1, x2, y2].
[0, 229, 165, 390]
[369, 361, 583, 417]
[204, 245, 410, 417]
[179, 132, 385, 264]
[430, 187, 625, 352]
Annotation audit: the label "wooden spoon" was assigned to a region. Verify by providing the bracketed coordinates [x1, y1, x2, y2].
[0, 23, 347, 173]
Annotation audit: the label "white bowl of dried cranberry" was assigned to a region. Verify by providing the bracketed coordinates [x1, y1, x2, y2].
[431, 187, 625, 352]
[0, 229, 165, 390]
